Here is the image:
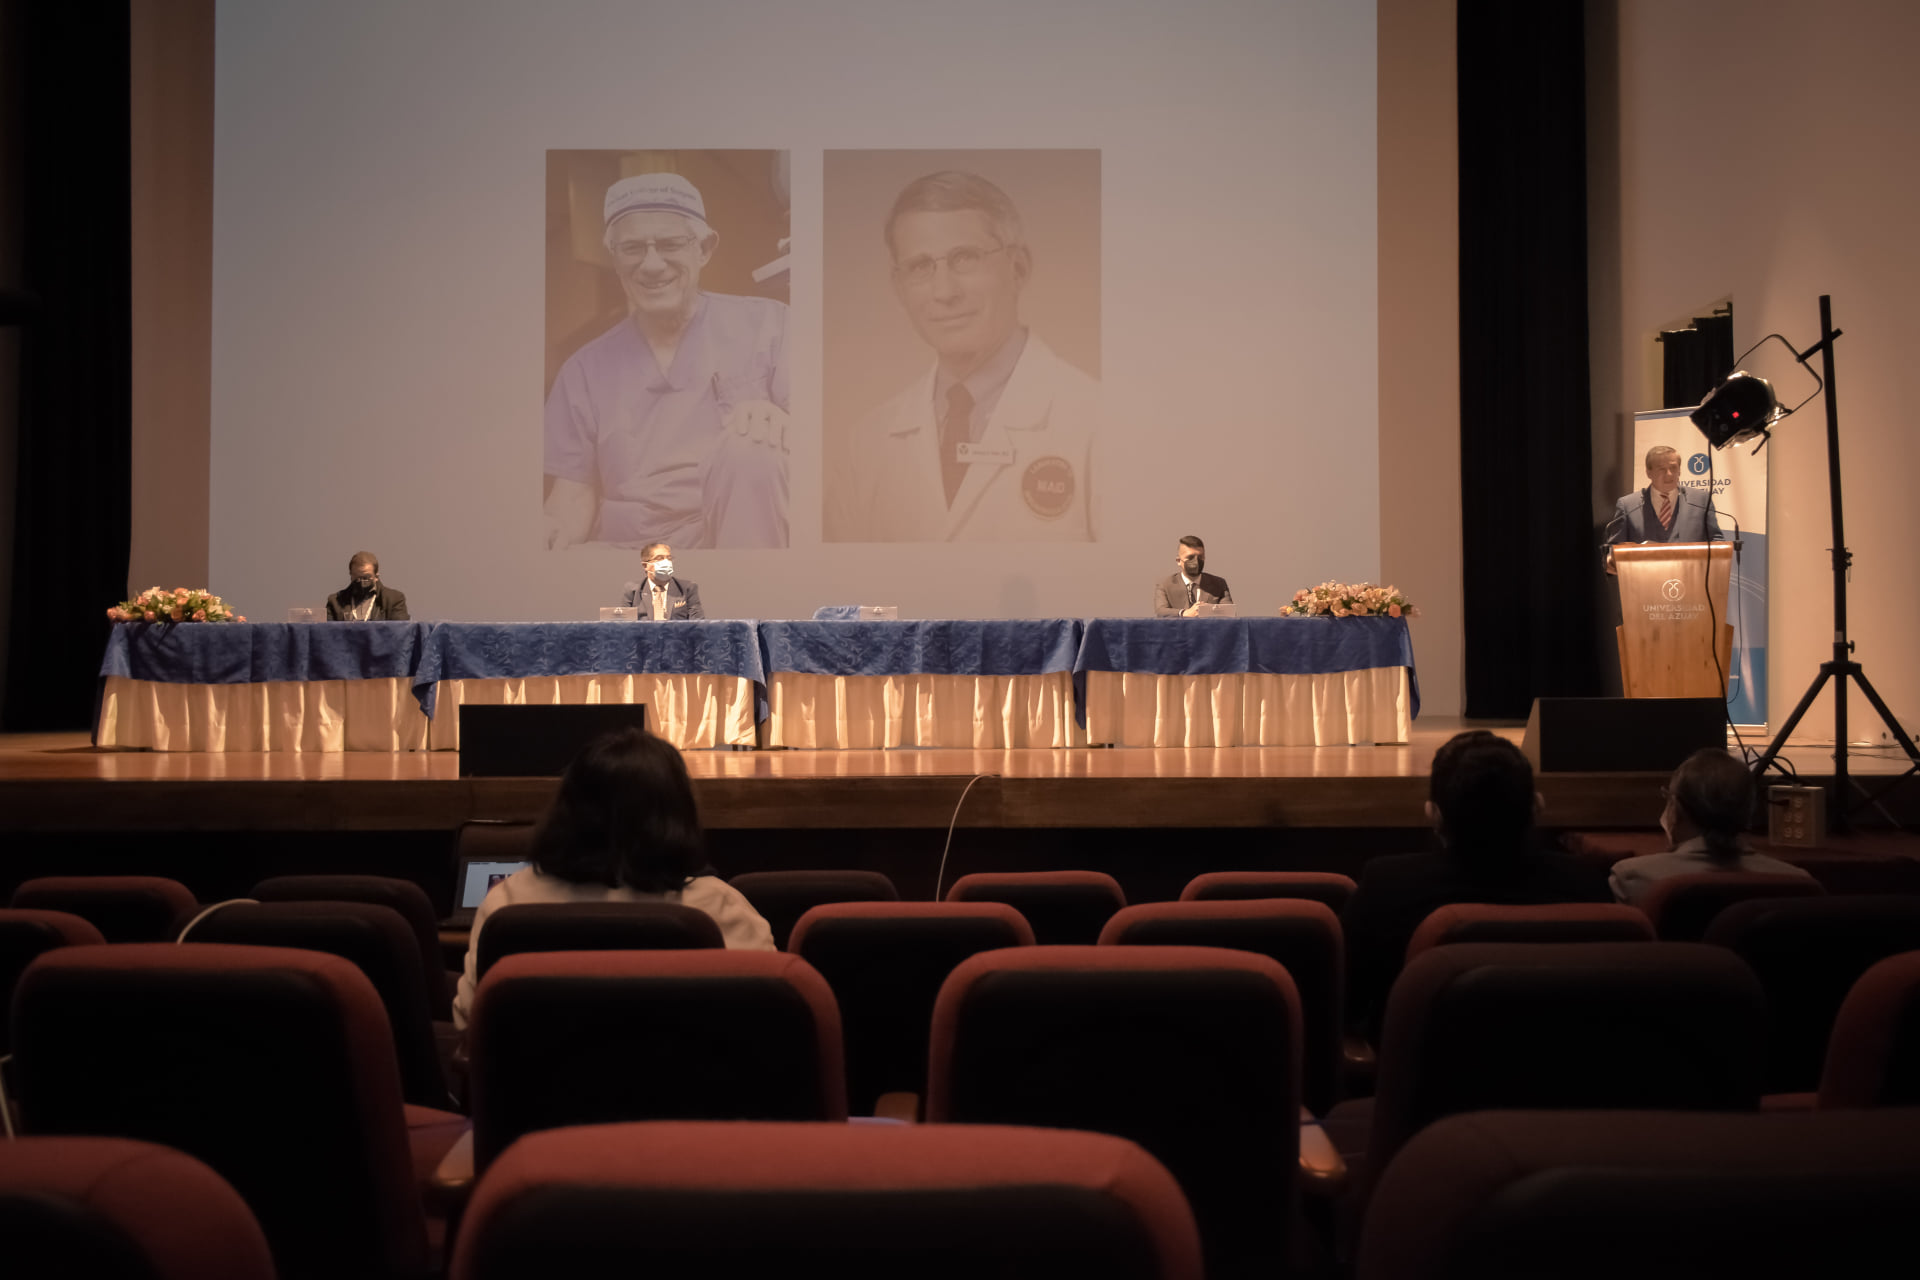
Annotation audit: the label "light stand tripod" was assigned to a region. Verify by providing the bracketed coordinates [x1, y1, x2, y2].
[1743, 296, 1920, 832]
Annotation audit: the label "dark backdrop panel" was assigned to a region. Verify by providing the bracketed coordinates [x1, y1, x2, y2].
[1458, 0, 1600, 716]
[3, 0, 132, 729]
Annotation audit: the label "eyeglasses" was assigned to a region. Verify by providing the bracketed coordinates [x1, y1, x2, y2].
[610, 235, 699, 263]
[892, 243, 1009, 287]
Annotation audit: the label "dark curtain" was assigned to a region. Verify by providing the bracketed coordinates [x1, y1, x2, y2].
[1659, 311, 1734, 408]
[3, 0, 131, 730]
[1458, 0, 1600, 718]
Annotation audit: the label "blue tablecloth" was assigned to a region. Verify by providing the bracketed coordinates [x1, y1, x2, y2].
[758, 619, 1085, 679]
[101, 621, 432, 687]
[411, 621, 766, 718]
[1073, 616, 1420, 725]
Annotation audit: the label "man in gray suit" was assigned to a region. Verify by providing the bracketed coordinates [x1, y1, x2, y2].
[1153, 535, 1233, 617]
[1604, 444, 1723, 574]
[621, 542, 705, 620]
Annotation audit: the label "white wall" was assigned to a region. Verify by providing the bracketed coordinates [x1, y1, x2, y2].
[208, 0, 1381, 624]
[1602, 0, 1920, 742]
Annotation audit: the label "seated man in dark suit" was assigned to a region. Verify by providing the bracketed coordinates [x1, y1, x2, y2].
[1152, 534, 1232, 617]
[325, 551, 410, 621]
[620, 541, 705, 620]
[1341, 730, 1612, 1039]
[1604, 443, 1724, 574]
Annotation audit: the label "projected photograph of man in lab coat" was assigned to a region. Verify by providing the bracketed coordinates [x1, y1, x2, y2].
[824, 152, 1100, 543]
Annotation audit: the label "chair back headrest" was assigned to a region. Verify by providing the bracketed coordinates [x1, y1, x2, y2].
[476, 901, 724, 979]
[1405, 902, 1654, 962]
[452, 1122, 1204, 1280]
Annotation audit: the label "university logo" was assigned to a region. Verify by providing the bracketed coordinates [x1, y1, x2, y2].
[1662, 579, 1685, 601]
[1689, 453, 1710, 475]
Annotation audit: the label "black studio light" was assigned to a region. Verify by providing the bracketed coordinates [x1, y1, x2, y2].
[1689, 370, 1779, 448]
[1699, 297, 1920, 826]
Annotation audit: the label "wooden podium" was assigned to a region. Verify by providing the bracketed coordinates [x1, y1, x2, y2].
[1614, 542, 1735, 698]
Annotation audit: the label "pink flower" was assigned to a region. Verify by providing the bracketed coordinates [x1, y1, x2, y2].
[169, 607, 184, 621]
[193, 609, 207, 621]
[236, 615, 246, 622]
[1353, 604, 1370, 616]
[1387, 603, 1402, 618]
[173, 587, 189, 598]
[106, 607, 122, 620]
[144, 610, 159, 621]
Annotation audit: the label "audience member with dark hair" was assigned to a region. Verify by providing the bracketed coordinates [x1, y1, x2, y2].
[453, 728, 773, 1027]
[1341, 730, 1612, 1038]
[1608, 748, 1813, 906]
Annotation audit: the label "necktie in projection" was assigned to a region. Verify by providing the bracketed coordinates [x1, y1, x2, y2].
[939, 383, 975, 507]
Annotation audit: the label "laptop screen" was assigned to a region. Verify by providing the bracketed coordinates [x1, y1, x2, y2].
[459, 859, 529, 910]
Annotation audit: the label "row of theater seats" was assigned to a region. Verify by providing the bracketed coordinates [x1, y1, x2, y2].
[19, 1109, 1920, 1280]
[14, 866, 1918, 1113]
[7, 866, 1920, 1278]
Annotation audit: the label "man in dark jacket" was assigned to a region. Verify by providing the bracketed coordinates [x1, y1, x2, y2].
[326, 551, 410, 621]
[1152, 535, 1232, 616]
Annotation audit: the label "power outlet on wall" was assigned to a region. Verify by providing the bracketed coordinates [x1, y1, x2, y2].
[1767, 785, 1825, 849]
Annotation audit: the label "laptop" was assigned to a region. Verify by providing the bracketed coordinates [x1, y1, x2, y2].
[446, 852, 531, 926]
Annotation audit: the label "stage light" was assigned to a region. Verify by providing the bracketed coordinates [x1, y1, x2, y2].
[1690, 371, 1779, 448]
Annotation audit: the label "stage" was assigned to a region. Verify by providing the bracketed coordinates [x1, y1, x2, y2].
[4, 722, 1913, 909]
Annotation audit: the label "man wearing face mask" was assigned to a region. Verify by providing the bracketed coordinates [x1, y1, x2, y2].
[1153, 535, 1232, 617]
[326, 552, 410, 621]
[620, 542, 704, 621]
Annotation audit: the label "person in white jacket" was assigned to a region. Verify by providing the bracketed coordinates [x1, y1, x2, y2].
[454, 727, 773, 1028]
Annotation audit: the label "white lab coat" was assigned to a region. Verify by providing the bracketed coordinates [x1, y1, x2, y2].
[828, 334, 1098, 542]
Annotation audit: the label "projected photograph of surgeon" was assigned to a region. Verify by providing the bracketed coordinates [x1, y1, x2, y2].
[824, 150, 1100, 542]
[544, 150, 791, 550]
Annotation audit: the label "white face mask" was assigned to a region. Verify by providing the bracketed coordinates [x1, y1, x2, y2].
[651, 559, 674, 579]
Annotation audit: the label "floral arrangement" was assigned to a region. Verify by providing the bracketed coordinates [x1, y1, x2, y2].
[1280, 581, 1418, 619]
[108, 587, 245, 624]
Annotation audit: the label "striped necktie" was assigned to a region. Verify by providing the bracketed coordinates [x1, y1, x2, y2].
[1658, 493, 1675, 533]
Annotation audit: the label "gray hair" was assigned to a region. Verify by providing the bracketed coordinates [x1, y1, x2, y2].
[884, 171, 1026, 260]
[1644, 444, 1681, 470]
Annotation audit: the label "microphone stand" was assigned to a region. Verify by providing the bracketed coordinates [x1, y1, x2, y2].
[1745, 296, 1919, 832]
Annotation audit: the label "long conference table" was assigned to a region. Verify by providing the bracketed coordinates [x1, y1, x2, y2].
[95, 616, 1418, 752]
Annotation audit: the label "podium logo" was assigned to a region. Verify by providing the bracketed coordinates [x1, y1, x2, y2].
[1689, 453, 1710, 475]
[1662, 579, 1686, 601]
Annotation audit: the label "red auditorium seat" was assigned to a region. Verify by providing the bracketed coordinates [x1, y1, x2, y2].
[1402, 901, 1654, 962]
[13, 943, 467, 1280]
[1358, 1109, 1920, 1280]
[253, 873, 455, 1019]
[186, 900, 454, 1109]
[9, 876, 198, 943]
[1638, 871, 1825, 941]
[468, 950, 846, 1170]
[788, 900, 1033, 1117]
[728, 869, 900, 950]
[1335, 942, 1766, 1200]
[451, 1121, 1204, 1280]
[945, 870, 1125, 944]
[0, 1136, 275, 1280]
[927, 945, 1304, 1280]
[473, 901, 723, 980]
[1705, 896, 1920, 1093]
[0, 910, 105, 1056]
[1100, 898, 1347, 1115]
[1180, 869, 1359, 913]
[1818, 950, 1920, 1109]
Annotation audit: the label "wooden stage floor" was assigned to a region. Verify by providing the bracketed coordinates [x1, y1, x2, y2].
[4, 720, 1912, 833]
